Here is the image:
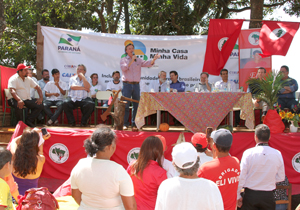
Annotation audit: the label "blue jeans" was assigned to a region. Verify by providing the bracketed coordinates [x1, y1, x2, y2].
[122, 83, 140, 127]
[275, 203, 287, 210]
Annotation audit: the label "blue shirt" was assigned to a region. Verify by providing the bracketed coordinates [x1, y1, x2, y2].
[170, 80, 185, 92]
[278, 77, 298, 99]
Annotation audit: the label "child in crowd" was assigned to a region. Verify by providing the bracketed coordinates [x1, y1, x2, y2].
[0, 147, 15, 210]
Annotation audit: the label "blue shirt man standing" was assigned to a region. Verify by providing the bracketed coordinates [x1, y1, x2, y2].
[170, 71, 185, 92]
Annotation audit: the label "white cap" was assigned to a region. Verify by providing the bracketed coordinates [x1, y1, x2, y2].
[172, 142, 198, 169]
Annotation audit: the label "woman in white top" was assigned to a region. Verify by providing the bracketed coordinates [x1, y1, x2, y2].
[71, 126, 137, 210]
[90, 73, 102, 102]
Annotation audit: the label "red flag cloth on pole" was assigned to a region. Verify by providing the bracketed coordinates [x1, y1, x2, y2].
[203, 19, 244, 76]
[259, 21, 300, 57]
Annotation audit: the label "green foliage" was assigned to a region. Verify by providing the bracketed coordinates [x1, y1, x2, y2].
[246, 71, 289, 110]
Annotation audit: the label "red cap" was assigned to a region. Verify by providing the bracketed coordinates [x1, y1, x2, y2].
[191, 132, 208, 148]
[17, 64, 31, 71]
[155, 135, 166, 151]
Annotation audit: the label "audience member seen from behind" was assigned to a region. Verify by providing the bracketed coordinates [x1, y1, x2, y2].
[155, 142, 224, 210]
[191, 132, 213, 168]
[197, 129, 240, 210]
[90, 73, 102, 102]
[0, 148, 15, 210]
[155, 135, 178, 178]
[71, 126, 136, 210]
[11, 128, 46, 196]
[127, 136, 167, 210]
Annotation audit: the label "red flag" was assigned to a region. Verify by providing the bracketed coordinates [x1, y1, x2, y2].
[203, 19, 244, 76]
[259, 21, 300, 57]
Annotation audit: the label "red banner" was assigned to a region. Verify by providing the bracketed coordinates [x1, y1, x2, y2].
[259, 21, 300, 57]
[239, 29, 272, 91]
[203, 19, 244, 76]
[1, 66, 17, 112]
[9, 122, 300, 194]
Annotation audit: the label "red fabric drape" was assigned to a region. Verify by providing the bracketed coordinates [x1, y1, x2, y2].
[1, 66, 17, 112]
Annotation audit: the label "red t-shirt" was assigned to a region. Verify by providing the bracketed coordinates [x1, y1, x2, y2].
[127, 160, 167, 210]
[197, 156, 240, 210]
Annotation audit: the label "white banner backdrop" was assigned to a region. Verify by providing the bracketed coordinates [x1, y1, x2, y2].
[42, 26, 239, 91]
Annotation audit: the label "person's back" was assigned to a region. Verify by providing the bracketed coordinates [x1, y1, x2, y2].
[155, 177, 223, 210]
[155, 142, 223, 210]
[127, 160, 166, 210]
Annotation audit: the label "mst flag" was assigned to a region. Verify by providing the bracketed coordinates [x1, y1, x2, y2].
[203, 19, 244, 76]
[259, 21, 300, 57]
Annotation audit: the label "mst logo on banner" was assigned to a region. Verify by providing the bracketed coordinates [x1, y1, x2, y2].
[49, 143, 69, 164]
[58, 34, 82, 54]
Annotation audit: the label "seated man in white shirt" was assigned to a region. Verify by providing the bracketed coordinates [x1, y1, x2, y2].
[151, 71, 167, 92]
[237, 124, 285, 210]
[155, 142, 224, 210]
[7, 64, 43, 127]
[106, 71, 123, 91]
[195, 72, 212, 92]
[62, 64, 94, 127]
[44, 69, 68, 126]
[215, 69, 237, 92]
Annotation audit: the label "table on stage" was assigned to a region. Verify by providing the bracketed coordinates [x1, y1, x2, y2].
[135, 92, 255, 133]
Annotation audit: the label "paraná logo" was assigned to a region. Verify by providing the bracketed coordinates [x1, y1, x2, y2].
[58, 34, 81, 54]
[292, 152, 300, 173]
[248, 32, 260, 45]
[127, 147, 140, 164]
[269, 28, 287, 40]
[49, 143, 69, 164]
[218, 37, 228, 51]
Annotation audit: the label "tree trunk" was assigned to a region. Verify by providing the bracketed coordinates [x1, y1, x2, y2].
[249, 0, 263, 28]
[0, 0, 6, 39]
[124, 0, 130, 34]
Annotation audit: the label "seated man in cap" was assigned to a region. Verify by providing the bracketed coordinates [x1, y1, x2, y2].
[197, 129, 240, 210]
[7, 64, 43, 127]
[155, 142, 224, 210]
[191, 132, 213, 168]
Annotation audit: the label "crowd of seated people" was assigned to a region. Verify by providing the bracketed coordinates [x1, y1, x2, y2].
[1, 124, 300, 209]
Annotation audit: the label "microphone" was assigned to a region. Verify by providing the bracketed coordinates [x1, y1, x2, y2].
[132, 51, 136, 62]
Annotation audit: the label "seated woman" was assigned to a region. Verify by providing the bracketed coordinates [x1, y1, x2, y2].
[71, 126, 136, 210]
[90, 73, 102, 102]
[12, 128, 46, 196]
[127, 136, 167, 210]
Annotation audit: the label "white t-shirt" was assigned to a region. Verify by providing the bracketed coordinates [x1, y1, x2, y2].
[106, 81, 123, 91]
[30, 77, 38, 99]
[155, 177, 224, 210]
[162, 158, 179, 178]
[90, 84, 102, 96]
[71, 158, 134, 210]
[44, 80, 68, 101]
[8, 73, 38, 100]
[198, 152, 213, 168]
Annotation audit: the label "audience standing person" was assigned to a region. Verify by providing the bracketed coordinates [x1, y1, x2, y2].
[0, 148, 15, 210]
[237, 124, 285, 210]
[7, 64, 43, 127]
[247, 67, 268, 117]
[155, 142, 224, 210]
[71, 126, 136, 210]
[151, 71, 167, 92]
[195, 72, 212, 92]
[106, 71, 123, 91]
[44, 68, 67, 126]
[127, 136, 167, 210]
[10, 128, 45, 196]
[63, 64, 94, 126]
[278, 65, 298, 110]
[197, 129, 240, 210]
[90, 73, 102, 101]
[120, 43, 160, 130]
[215, 69, 237, 92]
[38, 69, 50, 99]
[155, 135, 178, 178]
[191, 132, 213, 168]
[170, 71, 185, 92]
